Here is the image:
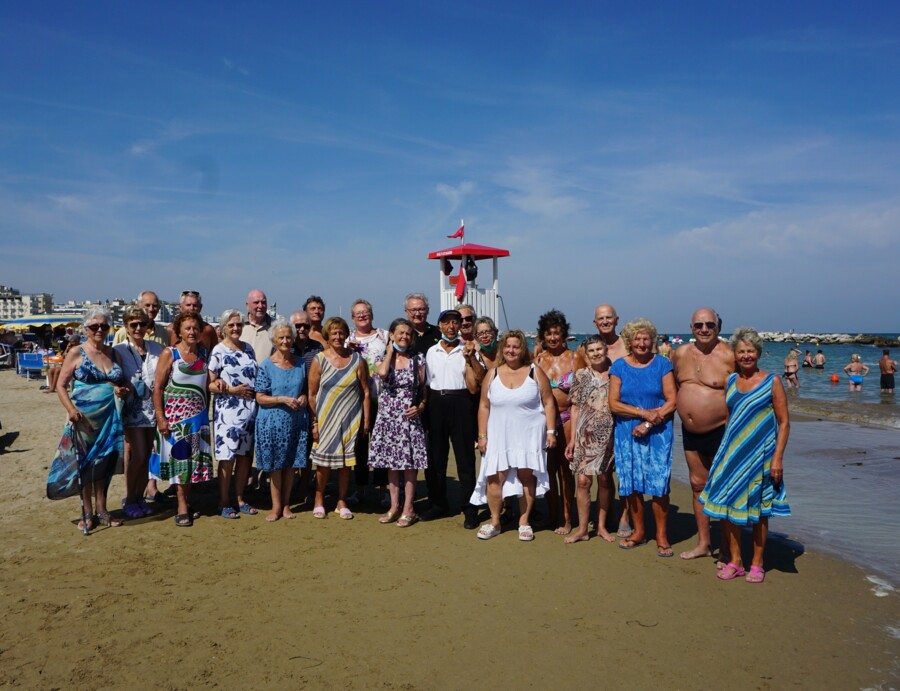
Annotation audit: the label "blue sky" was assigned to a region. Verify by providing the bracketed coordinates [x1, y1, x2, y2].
[2, 2, 898, 333]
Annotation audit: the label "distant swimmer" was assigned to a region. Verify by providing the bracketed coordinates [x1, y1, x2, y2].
[879, 349, 898, 394]
[842, 354, 870, 391]
[658, 336, 672, 360]
[783, 350, 801, 389]
[802, 350, 813, 368]
[813, 349, 826, 369]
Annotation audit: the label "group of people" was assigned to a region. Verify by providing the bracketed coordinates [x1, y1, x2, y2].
[46, 290, 793, 582]
[787, 346, 897, 393]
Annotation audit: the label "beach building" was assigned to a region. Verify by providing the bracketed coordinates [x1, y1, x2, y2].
[0, 286, 53, 321]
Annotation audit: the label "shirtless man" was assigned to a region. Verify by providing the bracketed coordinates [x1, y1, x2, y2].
[672, 308, 735, 561]
[813, 349, 826, 369]
[575, 304, 627, 368]
[168, 290, 219, 353]
[879, 349, 897, 393]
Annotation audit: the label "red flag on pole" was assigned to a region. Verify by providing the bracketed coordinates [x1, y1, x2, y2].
[455, 264, 466, 302]
[447, 223, 464, 240]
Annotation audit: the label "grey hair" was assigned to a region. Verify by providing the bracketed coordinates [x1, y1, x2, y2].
[83, 306, 111, 326]
[220, 308, 243, 327]
[474, 316, 497, 333]
[458, 303, 476, 315]
[351, 298, 373, 317]
[730, 327, 763, 355]
[405, 292, 429, 310]
[268, 317, 296, 341]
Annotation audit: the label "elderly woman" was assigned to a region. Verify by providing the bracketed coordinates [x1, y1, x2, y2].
[347, 298, 389, 504]
[208, 308, 260, 519]
[843, 354, 870, 391]
[564, 335, 616, 543]
[151, 312, 214, 527]
[253, 318, 309, 522]
[472, 330, 557, 541]
[473, 316, 500, 369]
[48, 308, 129, 531]
[535, 309, 576, 535]
[609, 318, 677, 557]
[309, 317, 371, 520]
[368, 318, 427, 527]
[700, 328, 791, 583]
[113, 306, 164, 519]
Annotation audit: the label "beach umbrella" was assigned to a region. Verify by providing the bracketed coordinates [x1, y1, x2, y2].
[0, 314, 83, 332]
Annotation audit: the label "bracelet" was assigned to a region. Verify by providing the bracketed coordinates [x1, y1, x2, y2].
[477, 434, 487, 439]
[643, 422, 651, 430]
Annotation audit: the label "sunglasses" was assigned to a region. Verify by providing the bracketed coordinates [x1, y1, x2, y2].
[692, 321, 717, 330]
[460, 316, 474, 323]
[181, 290, 200, 298]
[294, 323, 311, 330]
[128, 321, 149, 329]
[86, 323, 111, 332]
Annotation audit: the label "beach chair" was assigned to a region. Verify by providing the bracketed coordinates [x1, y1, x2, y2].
[17, 352, 46, 380]
[0, 344, 12, 368]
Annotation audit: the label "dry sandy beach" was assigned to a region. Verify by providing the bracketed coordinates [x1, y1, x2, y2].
[1, 369, 898, 689]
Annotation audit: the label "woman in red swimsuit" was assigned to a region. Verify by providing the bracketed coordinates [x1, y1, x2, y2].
[535, 309, 577, 535]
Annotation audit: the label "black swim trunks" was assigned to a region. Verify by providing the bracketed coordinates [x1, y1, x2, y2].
[881, 373, 895, 389]
[682, 423, 726, 457]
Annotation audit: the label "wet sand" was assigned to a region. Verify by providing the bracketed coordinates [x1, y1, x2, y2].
[1, 369, 898, 689]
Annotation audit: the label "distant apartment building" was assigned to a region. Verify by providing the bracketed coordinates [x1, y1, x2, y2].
[0, 286, 54, 320]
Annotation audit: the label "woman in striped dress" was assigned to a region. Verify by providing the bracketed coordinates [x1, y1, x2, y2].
[700, 327, 790, 584]
[308, 317, 371, 520]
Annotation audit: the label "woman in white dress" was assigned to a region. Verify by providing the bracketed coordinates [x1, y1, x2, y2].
[472, 330, 557, 541]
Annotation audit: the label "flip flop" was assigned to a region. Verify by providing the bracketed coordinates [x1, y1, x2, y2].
[745, 566, 766, 584]
[619, 538, 648, 550]
[335, 507, 354, 520]
[657, 545, 674, 558]
[717, 562, 747, 581]
[616, 524, 634, 538]
[239, 503, 258, 515]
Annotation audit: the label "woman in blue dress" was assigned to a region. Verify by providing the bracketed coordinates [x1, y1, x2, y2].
[609, 318, 677, 557]
[700, 328, 790, 584]
[49, 308, 129, 532]
[208, 309, 259, 519]
[254, 319, 309, 523]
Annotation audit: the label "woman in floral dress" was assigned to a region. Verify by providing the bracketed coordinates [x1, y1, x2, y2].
[368, 319, 427, 527]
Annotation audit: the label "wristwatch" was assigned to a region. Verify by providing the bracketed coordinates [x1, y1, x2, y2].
[643, 422, 651, 430]
[547, 428, 557, 436]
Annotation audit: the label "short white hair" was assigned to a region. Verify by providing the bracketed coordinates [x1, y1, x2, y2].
[83, 307, 111, 325]
[220, 308, 243, 327]
[405, 292, 429, 310]
[268, 317, 296, 341]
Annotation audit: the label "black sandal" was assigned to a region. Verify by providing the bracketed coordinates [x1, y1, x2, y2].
[174, 513, 193, 527]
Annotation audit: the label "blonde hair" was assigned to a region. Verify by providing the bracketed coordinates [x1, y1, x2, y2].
[497, 330, 533, 366]
[620, 318, 658, 354]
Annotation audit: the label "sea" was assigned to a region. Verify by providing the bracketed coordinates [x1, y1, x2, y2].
[540, 334, 900, 590]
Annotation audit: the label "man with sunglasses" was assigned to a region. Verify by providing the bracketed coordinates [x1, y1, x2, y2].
[240, 288, 274, 364]
[290, 309, 324, 503]
[113, 290, 169, 346]
[672, 308, 736, 562]
[168, 290, 219, 353]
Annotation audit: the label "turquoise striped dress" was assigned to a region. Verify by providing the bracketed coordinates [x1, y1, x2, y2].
[700, 373, 791, 525]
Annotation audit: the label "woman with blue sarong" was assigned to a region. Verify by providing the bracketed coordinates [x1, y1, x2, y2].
[48, 308, 129, 532]
[700, 327, 790, 584]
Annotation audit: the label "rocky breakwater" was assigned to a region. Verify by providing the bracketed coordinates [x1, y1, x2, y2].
[759, 332, 899, 346]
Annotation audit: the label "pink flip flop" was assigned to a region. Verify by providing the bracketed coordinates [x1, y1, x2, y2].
[312, 506, 327, 519]
[717, 562, 747, 581]
[745, 566, 766, 583]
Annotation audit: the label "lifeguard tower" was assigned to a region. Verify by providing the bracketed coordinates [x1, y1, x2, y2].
[427, 224, 510, 327]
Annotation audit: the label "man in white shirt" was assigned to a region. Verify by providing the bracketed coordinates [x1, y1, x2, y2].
[240, 288, 273, 364]
[423, 309, 482, 528]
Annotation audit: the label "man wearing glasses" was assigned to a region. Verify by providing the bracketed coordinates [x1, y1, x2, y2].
[671, 308, 736, 562]
[168, 290, 219, 352]
[404, 293, 441, 358]
[113, 290, 169, 346]
[458, 304, 476, 343]
[240, 288, 273, 364]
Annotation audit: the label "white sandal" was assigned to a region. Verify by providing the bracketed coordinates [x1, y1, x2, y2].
[518, 524, 534, 541]
[477, 523, 501, 540]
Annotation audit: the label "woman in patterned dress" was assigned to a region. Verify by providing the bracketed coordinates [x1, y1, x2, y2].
[50, 307, 129, 532]
[564, 335, 616, 543]
[609, 318, 677, 556]
[208, 309, 259, 519]
[368, 318, 427, 527]
[151, 312, 214, 527]
[253, 319, 309, 522]
[113, 305, 163, 519]
[308, 317, 371, 520]
[700, 328, 790, 584]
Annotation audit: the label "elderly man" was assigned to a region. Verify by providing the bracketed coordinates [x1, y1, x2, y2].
[423, 309, 482, 527]
[291, 309, 324, 503]
[166, 290, 219, 352]
[113, 290, 169, 345]
[458, 304, 476, 342]
[303, 295, 327, 348]
[671, 308, 735, 561]
[240, 289, 273, 364]
[405, 292, 441, 357]
[574, 304, 627, 368]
